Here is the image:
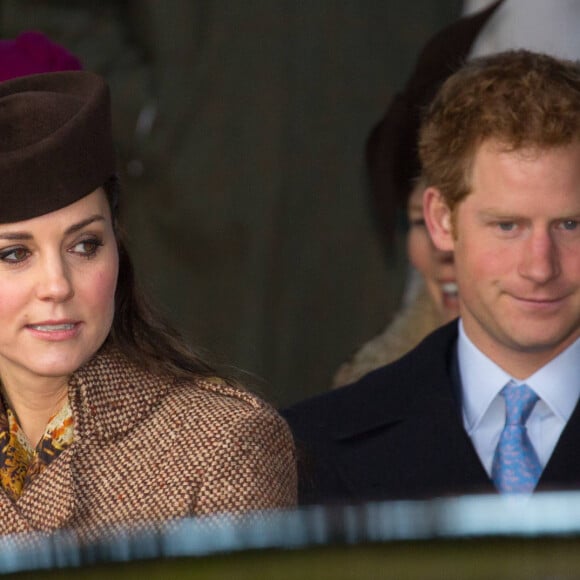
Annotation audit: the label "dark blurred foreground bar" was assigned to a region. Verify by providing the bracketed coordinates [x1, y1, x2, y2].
[2, 491, 580, 578]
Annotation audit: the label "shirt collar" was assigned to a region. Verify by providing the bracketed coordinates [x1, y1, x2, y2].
[458, 320, 510, 433]
[525, 338, 580, 423]
[458, 319, 580, 430]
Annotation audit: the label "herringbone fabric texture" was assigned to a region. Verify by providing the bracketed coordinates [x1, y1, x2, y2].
[0, 347, 297, 543]
[491, 382, 542, 494]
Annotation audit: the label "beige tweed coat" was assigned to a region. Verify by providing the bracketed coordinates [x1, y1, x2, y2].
[0, 347, 297, 542]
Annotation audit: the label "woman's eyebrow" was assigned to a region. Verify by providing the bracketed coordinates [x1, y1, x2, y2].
[65, 214, 105, 235]
[0, 214, 106, 241]
[0, 231, 33, 241]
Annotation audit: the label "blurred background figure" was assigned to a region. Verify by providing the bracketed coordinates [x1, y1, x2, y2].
[466, 0, 580, 59]
[332, 2, 502, 387]
[464, 0, 580, 66]
[0, 29, 82, 80]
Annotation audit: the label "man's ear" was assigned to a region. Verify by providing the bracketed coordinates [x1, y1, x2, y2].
[423, 187, 455, 252]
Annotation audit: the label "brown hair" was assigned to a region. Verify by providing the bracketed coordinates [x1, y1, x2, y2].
[419, 50, 580, 212]
[102, 177, 216, 380]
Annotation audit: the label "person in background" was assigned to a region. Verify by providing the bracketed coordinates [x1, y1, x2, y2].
[0, 30, 82, 80]
[465, 0, 580, 63]
[332, 1, 503, 387]
[284, 49, 580, 505]
[0, 71, 296, 542]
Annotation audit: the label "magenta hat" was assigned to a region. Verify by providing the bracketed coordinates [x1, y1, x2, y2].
[0, 30, 82, 82]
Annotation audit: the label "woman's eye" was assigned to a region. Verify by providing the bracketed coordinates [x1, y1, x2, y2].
[0, 247, 30, 263]
[408, 218, 426, 228]
[70, 238, 103, 257]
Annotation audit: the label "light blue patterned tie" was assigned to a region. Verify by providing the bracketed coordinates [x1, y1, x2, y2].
[491, 382, 542, 494]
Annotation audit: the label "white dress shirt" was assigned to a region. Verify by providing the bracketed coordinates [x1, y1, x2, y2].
[457, 320, 580, 476]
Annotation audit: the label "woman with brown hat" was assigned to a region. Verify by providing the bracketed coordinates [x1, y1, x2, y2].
[0, 70, 296, 541]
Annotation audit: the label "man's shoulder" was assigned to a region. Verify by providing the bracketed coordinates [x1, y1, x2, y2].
[282, 320, 459, 439]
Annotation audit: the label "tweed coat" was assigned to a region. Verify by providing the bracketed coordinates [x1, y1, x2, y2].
[284, 321, 580, 505]
[0, 347, 297, 542]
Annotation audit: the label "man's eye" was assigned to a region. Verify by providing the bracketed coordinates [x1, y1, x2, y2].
[498, 222, 515, 232]
[0, 247, 30, 263]
[561, 220, 579, 231]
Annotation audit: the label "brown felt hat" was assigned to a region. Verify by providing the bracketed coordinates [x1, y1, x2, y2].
[0, 70, 115, 224]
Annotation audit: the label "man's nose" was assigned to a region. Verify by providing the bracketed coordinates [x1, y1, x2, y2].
[518, 230, 560, 283]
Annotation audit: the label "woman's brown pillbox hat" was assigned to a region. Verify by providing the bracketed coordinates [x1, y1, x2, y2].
[0, 70, 115, 223]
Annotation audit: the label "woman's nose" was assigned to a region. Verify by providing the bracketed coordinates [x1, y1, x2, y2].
[35, 256, 75, 302]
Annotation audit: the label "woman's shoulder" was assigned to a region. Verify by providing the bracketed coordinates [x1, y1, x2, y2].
[72, 349, 298, 514]
[163, 376, 293, 467]
[186, 375, 269, 412]
[103, 345, 274, 414]
[166, 374, 286, 434]
[74, 346, 286, 442]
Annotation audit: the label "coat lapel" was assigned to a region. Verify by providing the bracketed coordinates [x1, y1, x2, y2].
[331, 397, 493, 501]
[325, 322, 494, 501]
[539, 398, 580, 490]
[15, 446, 75, 530]
[69, 345, 172, 445]
[0, 347, 170, 534]
[0, 490, 34, 534]
[0, 446, 75, 533]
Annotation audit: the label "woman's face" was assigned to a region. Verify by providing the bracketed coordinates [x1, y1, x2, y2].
[406, 183, 459, 322]
[0, 188, 119, 390]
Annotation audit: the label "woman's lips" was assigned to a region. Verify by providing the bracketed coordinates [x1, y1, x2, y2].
[25, 321, 81, 340]
[440, 281, 460, 314]
[28, 323, 76, 331]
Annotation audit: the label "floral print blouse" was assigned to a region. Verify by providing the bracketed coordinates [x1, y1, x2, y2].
[0, 398, 74, 501]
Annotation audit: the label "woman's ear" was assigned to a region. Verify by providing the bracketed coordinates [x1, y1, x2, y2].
[423, 187, 455, 252]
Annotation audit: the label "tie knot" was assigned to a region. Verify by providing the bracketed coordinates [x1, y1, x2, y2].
[501, 382, 539, 426]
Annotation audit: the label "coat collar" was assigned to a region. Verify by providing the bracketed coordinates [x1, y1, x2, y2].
[16, 447, 75, 529]
[321, 321, 493, 499]
[68, 345, 174, 444]
[0, 347, 175, 533]
[540, 398, 580, 490]
[327, 321, 461, 441]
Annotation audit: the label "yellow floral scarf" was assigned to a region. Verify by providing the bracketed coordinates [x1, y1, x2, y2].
[0, 399, 74, 501]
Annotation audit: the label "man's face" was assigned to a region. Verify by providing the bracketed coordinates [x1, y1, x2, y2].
[425, 140, 580, 377]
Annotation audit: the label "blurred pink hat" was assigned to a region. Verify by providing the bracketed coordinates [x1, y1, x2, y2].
[0, 30, 82, 81]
